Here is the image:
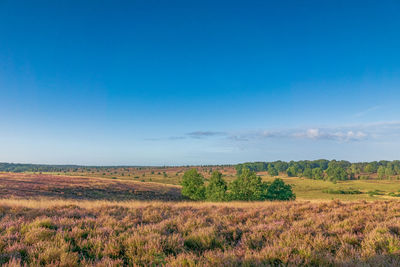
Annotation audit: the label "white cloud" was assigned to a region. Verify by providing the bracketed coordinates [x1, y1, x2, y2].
[153, 121, 400, 144]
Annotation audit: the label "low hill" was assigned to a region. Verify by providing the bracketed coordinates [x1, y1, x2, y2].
[0, 172, 183, 201]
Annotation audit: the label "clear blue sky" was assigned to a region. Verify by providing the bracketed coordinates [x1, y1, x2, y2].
[1, 0, 400, 165]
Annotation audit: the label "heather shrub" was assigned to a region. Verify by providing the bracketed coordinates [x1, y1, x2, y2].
[24, 227, 55, 244]
[184, 227, 222, 252]
[2, 200, 400, 265]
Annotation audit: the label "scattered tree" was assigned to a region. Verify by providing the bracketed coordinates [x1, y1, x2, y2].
[181, 169, 206, 200]
[264, 178, 296, 200]
[229, 168, 263, 201]
[205, 171, 227, 201]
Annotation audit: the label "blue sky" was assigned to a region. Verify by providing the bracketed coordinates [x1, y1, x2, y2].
[1, 0, 400, 165]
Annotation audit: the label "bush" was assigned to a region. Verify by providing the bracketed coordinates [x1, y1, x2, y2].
[181, 169, 206, 200]
[368, 190, 384, 196]
[323, 189, 362, 195]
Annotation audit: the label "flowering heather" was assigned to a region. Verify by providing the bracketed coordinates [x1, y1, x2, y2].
[1, 199, 400, 266]
[0, 173, 183, 201]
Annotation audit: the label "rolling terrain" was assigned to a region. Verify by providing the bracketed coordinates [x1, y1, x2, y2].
[0, 172, 183, 201]
[2, 169, 400, 201]
[1, 168, 400, 266]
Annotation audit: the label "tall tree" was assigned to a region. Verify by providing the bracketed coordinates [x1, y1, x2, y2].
[264, 178, 296, 200]
[205, 171, 227, 201]
[181, 169, 206, 200]
[229, 168, 263, 201]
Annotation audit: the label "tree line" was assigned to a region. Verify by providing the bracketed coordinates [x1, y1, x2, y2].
[236, 160, 400, 182]
[181, 169, 295, 201]
[0, 163, 82, 173]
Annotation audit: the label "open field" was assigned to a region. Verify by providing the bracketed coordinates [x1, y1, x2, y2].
[2, 199, 400, 266]
[261, 176, 400, 201]
[2, 171, 400, 266]
[3, 171, 400, 201]
[34, 166, 237, 186]
[0, 173, 183, 201]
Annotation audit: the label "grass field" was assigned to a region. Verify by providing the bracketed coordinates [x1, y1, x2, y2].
[261, 176, 400, 201]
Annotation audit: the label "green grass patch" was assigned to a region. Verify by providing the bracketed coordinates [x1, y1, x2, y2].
[322, 189, 362, 195]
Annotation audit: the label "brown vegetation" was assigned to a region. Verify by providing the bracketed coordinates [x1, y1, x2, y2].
[0, 173, 183, 201]
[1, 199, 400, 266]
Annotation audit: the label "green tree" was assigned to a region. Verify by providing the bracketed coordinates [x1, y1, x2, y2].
[229, 168, 263, 201]
[377, 166, 386, 179]
[302, 168, 312, 179]
[312, 168, 324, 180]
[274, 161, 288, 172]
[364, 163, 378, 173]
[286, 166, 297, 177]
[268, 165, 279, 176]
[385, 166, 394, 178]
[181, 169, 206, 200]
[264, 178, 296, 200]
[205, 171, 227, 201]
[326, 166, 348, 182]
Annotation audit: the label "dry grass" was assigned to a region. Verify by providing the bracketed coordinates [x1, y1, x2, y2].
[3, 172, 400, 266]
[0, 173, 183, 201]
[2, 199, 400, 266]
[43, 166, 237, 185]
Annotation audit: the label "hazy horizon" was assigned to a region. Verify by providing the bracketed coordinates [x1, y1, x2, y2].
[1, 1, 400, 165]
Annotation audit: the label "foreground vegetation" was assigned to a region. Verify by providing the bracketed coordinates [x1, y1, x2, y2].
[1, 199, 400, 266]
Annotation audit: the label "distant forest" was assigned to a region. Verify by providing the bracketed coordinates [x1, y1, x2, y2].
[0, 163, 230, 173]
[1, 160, 400, 182]
[237, 160, 400, 182]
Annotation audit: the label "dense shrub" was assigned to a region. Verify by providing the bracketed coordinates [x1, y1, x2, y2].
[323, 189, 362, 194]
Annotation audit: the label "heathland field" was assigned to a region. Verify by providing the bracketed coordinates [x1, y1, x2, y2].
[2, 199, 400, 266]
[4, 170, 400, 201]
[2, 170, 400, 266]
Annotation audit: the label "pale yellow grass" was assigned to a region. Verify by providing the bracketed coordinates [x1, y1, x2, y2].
[0, 197, 370, 211]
